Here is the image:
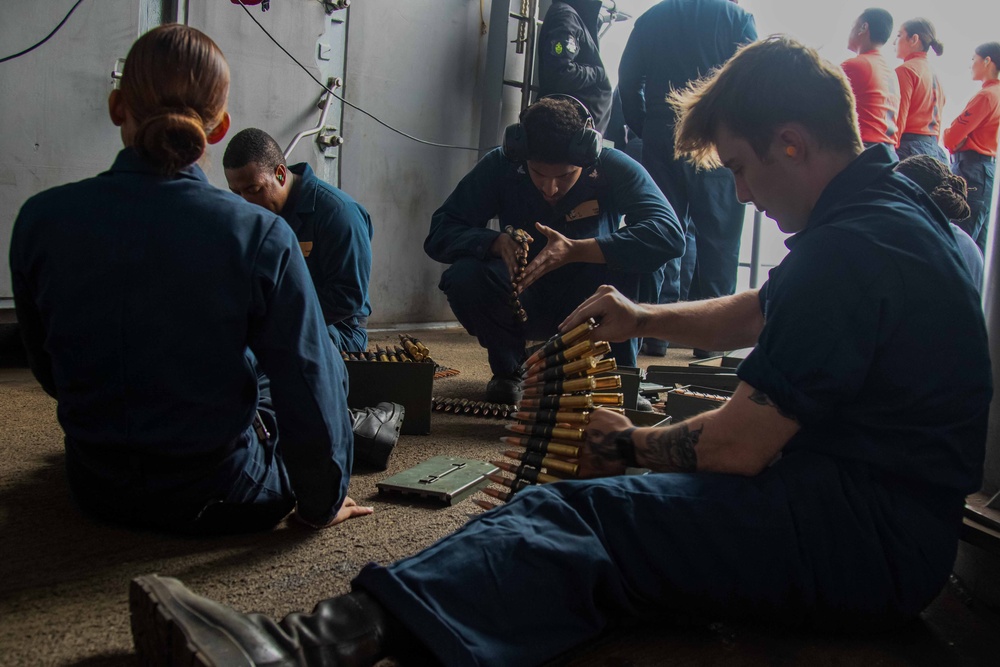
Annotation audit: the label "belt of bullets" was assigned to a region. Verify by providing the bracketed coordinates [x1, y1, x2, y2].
[504, 226, 532, 324]
[432, 397, 515, 420]
[670, 386, 730, 403]
[474, 318, 627, 511]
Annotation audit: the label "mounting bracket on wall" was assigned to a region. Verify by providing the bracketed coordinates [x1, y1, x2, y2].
[320, 0, 350, 13]
[283, 77, 345, 160]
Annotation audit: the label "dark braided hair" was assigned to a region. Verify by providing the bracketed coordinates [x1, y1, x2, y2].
[894, 154, 971, 221]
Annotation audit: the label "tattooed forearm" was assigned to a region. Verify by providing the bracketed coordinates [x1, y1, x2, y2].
[641, 424, 702, 472]
[748, 389, 798, 421]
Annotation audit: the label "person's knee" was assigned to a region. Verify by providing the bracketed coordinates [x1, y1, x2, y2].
[441, 258, 504, 306]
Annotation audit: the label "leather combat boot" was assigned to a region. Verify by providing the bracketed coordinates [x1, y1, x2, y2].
[130, 575, 390, 667]
[350, 402, 404, 471]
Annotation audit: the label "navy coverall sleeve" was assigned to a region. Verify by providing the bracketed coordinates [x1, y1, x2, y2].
[738, 229, 890, 425]
[247, 219, 353, 526]
[593, 151, 684, 272]
[540, 17, 607, 95]
[424, 151, 506, 264]
[617, 25, 647, 138]
[312, 201, 372, 325]
[10, 206, 57, 398]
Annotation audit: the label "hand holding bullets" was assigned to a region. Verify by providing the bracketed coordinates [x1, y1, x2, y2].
[474, 318, 632, 511]
[504, 225, 533, 323]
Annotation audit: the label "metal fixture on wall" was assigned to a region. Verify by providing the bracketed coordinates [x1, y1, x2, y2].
[284, 77, 344, 159]
[320, 0, 351, 12]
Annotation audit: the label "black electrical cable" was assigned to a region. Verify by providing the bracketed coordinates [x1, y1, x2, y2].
[0, 0, 88, 65]
[235, 1, 480, 152]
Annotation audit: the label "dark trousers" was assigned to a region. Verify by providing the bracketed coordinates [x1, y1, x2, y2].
[642, 123, 745, 305]
[897, 133, 948, 163]
[439, 257, 638, 376]
[329, 318, 368, 354]
[640, 122, 745, 351]
[863, 141, 899, 161]
[952, 151, 996, 254]
[355, 452, 961, 667]
[66, 351, 298, 534]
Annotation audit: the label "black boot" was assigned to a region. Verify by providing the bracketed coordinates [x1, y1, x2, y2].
[351, 402, 404, 471]
[130, 575, 390, 667]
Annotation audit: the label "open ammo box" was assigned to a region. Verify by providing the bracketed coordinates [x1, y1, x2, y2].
[664, 385, 733, 421]
[344, 359, 434, 435]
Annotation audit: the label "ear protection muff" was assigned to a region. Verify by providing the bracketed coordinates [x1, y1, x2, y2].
[502, 94, 603, 166]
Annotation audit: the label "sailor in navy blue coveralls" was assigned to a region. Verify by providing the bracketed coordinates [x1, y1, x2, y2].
[279, 163, 374, 352]
[356, 144, 992, 667]
[537, 0, 613, 133]
[10, 148, 355, 533]
[619, 0, 758, 332]
[424, 147, 683, 377]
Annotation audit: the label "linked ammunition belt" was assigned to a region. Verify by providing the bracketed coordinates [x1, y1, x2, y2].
[670, 387, 730, 403]
[504, 225, 532, 323]
[432, 397, 516, 419]
[474, 318, 627, 510]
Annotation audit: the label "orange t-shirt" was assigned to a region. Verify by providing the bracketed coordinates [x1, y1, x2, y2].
[842, 50, 900, 144]
[895, 52, 946, 141]
[944, 79, 1000, 157]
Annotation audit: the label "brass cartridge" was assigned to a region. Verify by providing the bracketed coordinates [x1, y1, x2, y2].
[506, 423, 585, 441]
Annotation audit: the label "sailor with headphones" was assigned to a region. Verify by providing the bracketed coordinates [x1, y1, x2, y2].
[424, 95, 684, 404]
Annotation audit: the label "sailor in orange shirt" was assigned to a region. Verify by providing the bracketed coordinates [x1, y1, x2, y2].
[945, 42, 1000, 253]
[842, 8, 899, 158]
[894, 18, 947, 162]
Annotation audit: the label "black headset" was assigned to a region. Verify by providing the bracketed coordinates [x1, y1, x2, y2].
[501, 94, 603, 167]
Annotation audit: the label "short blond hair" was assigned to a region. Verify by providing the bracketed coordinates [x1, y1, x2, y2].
[670, 36, 862, 169]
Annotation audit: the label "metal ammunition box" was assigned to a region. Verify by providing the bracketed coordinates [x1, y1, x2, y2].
[645, 365, 741, 393]
[377, 456, 499, 505]
[624, 408, 672, 427]
[665, 385, 733, 421]
[344, 359, 434, 435]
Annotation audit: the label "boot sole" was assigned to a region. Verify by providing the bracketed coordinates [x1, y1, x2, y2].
[130, 576, 256, 667]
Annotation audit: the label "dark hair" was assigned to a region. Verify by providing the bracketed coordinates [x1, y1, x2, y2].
[671, 36, 862, 168]
[121, 24, 230, 174]
[901, 18, 943, 56]
[975, 42, 1000, 67]
[223, 128, 286, 171]
[859, 8, 893, 46]
[894, 155, 970, 220]
[520, 97, 587, 163]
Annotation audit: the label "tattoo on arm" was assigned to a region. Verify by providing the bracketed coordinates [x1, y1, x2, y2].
[748, 389, 798, 421]
[642, 424, 701, 472]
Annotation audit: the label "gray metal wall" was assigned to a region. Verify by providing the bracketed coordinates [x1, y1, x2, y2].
[338, 0, 493, 324]
[0, 0, 141, 310]
[2, 0, 520, 326]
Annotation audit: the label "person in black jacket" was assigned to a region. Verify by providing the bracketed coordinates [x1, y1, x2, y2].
[538, 0, 613, 133]
[619, 0, 757, 357]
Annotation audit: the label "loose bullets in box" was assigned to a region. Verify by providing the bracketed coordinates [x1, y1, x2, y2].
[342, 343, 433, 364]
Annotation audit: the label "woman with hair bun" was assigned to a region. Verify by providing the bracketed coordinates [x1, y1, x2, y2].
[894, 17, 948, 161]
[9, 25, 367, 534]
[895, 154, 983, 291]
[944, 41, 1000, 254]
